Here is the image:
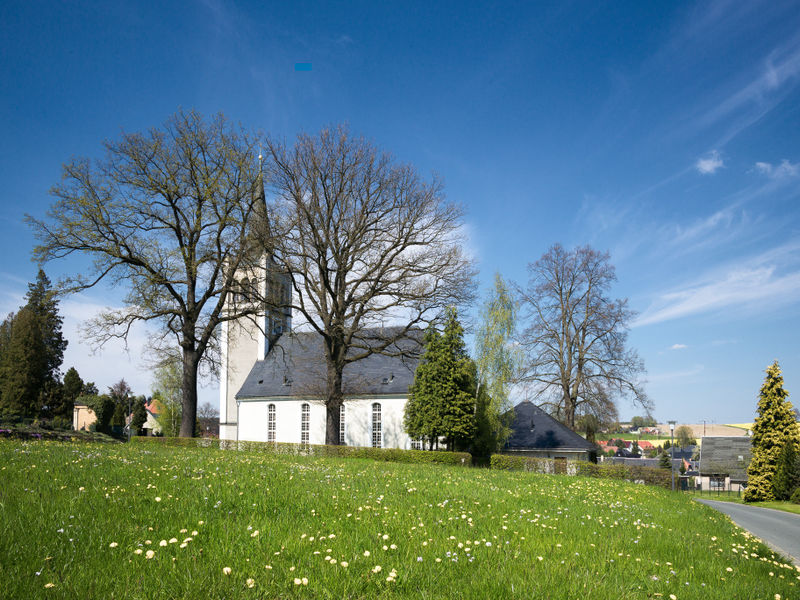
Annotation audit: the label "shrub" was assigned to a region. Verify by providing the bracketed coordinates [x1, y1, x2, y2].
[130, 437, 472, 467]
[790, 488, 800, 505]
[490, 453, 674, 489]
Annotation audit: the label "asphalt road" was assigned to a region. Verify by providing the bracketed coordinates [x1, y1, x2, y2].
[696, 499, 800, 566]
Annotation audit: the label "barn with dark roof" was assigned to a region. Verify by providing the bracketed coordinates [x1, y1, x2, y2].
[502, 401, 597, 462]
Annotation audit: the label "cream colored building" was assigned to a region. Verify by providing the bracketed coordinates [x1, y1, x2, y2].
[72, 404, 97, 431]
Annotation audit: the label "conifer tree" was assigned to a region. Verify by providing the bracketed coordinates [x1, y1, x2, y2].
[405, 308, 476, 450]
[0, 270, 67, 417]
[744, 361, 800, 502]
[772, 441, 800, 500]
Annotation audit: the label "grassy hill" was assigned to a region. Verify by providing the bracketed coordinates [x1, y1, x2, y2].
[1, 440, 797, 599]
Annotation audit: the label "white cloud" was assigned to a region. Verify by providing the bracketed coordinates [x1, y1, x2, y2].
[755, 159, 799, 179]
[695, 150, 724, 174]
[648, 365, 705, 383]
[670, 343, 687, 350]
[635, 242, 800, 327]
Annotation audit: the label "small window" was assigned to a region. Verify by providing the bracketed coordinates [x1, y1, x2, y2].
[267, 404, 276, 442]
[339, 404, 346, 445]
[301, 403, 310, 446]
[371, 403, 382, 448]
[411, 438, 422, 450]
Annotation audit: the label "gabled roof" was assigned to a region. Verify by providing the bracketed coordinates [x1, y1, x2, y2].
[699, 436, 752, 482]
[236, 328, 422, 400]
[503, 401, 596, 452]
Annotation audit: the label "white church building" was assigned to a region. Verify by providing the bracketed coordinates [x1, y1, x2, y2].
[218, 239, 422, 449]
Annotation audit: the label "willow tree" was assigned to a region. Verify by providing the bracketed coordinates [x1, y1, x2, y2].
[474, 273, 520, 454]
[745, 361, 799, 502]
[28, 111, 274, 437]
[267, 126, 476, 444]
[517, 244, 649, 430]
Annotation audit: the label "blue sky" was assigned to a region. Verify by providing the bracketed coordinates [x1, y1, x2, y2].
[2, 1, 799, 424]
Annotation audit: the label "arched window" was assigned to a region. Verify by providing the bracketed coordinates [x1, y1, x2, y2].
[300, 403, 310, 446]
[371, 403, 382, 448]
[267, 404, 276, 442]
[339, 404, 346, 445]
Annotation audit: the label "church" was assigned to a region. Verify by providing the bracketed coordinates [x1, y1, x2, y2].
[218, 192, 422, 449]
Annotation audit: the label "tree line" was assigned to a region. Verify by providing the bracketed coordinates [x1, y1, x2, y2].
[24, 110, 649, 441]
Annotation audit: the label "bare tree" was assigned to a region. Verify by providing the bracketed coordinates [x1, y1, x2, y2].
[517, 244, 649, 430]
[28, 111, 274, 437]
[267, 125, 476, 444]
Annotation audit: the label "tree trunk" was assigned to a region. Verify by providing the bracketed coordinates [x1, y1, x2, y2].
[325, 359, 344, 445]
[179, 348, 200, 437]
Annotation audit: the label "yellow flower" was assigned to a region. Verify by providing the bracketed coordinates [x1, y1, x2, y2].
[44, 583, 55, 588]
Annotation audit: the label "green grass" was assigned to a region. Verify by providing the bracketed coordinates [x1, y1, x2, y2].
[1, 440, 799, 599]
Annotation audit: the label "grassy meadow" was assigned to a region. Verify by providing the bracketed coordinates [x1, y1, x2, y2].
[1, 440, 798, 599]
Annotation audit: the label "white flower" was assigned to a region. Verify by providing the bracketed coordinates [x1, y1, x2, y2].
[109, 542, 118, 548]
[159, 540, 168, 547]
[222, 567, 232, 575]
[155, 497, 161, 502]
[246, 578, 255, 588]
[145, 550, 155, 559]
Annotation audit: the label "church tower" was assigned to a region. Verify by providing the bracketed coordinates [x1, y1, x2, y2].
[218, 163, 291, 441]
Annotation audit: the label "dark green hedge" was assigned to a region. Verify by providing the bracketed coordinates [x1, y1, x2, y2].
[490, 453, 675, 489]
[130, 437, 471, 466]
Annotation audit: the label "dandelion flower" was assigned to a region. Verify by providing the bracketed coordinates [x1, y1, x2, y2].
[222, 567, 232, 575]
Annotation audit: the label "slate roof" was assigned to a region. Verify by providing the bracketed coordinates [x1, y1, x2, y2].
[236, 328, 421, 399]
[699, 436, 752, 482]
[503, 401, 596, 452]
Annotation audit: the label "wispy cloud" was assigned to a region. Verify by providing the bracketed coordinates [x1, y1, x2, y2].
[648, 365, 705, 383]
[670, 343, 688, 350]
[755, 159, 799, 179]
[635, 242, 800, 327]
[695, 150, 724, 174]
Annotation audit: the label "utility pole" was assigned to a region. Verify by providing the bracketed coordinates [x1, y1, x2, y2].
[668, 420, 676, 491]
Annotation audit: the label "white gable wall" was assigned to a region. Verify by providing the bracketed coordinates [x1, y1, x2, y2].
[236, 396, 413, 449]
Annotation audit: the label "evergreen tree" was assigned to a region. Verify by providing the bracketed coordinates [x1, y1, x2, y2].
[659, 451, 671, 469]
[130, 396, 148, 435]
[64, 367, 84, 412]
[0, 308, 48, 416]
[744, 361, 800, 502]
[772, 441, 800, 501]
[404, 308, 476, 451]
[0, 270, 67, 417]
[474, 273, 520, 454]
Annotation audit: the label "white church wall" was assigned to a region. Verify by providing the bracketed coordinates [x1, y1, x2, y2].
[236, 396, 412, 449]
